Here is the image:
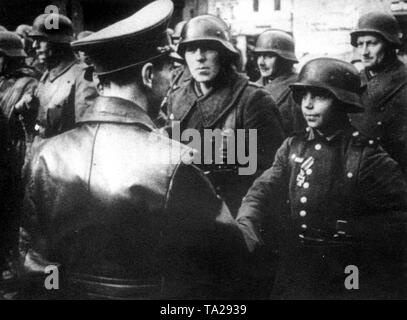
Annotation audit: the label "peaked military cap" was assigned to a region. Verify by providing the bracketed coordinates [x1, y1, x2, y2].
[71, 0, 174, 76]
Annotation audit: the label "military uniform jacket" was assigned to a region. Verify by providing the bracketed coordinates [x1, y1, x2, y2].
[258, 71, 306, 135]
[350, 59, 407, 173]
[33, 58, 97, 138]
[237, 124, 407, 298]
[22, 96, 247, 299]
[167, 69, 285, 215]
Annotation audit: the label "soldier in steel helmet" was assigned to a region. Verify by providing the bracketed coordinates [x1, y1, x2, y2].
[0, 31, 39, 172]
[350, 11, 407, 174]
[15, 24, 43, 73]
[21, 1, 247, 300]
[166, 14, 285, 216]
[237, 57, 407, 299]
[74, 30, 94, 65]
[254, 29, 306, 135]
[27, 13, 97, 139]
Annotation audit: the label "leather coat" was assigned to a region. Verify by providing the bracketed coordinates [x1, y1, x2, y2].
[21, 96, 247, 299]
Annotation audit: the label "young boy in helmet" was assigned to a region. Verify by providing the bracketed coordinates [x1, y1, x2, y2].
[237, 57, 407, 299]
[254, 29, 306, 135]
[166, 15, 285, 216]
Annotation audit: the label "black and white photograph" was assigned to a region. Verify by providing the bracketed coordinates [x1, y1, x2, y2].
[0, 0, 406, 303]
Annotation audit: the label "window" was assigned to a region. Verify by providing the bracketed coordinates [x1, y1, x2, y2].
[253, 0, 259, 12]
[274, 0, 281, 11]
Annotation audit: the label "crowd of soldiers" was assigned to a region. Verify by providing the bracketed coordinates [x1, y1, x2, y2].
[0, 0, 406, 299]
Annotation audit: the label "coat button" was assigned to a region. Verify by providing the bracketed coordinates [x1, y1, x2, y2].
[303, 182, 310, 189]
[352, 131, 359, 137]
[369, 140, 374, 145]
[347, 172, 353, 179]
[306, 169, 313, 175]
[377, 121, 382, 126]
[300, 210, 307, 217]
[301, 224, 307, 230]
[315, 144, 322, 151]
[300, 196, 307, 204]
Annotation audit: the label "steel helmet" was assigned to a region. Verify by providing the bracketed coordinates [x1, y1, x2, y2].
[15, 24, 32, 38]
[29, 13, 74, 44]
[290, 57, 363, 113]
[173, 20, 187, 40]
[350, 11, 402, 48]
[0, 31, 27, 57]
[177, 15, 239, 60]
[254, 29, 298, 63]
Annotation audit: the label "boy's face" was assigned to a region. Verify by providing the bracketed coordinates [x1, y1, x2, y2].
[300, 88, 335, 130]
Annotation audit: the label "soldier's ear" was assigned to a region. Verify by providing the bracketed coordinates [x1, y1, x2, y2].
[141, 62, 154, 88]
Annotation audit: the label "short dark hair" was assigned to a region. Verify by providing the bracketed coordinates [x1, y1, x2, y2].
[98, 54, 171, 87]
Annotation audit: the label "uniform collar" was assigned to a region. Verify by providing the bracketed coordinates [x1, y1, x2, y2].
[41, 58, 77, 83]
[77, 96, 156, 131]
[306, 122, 352, 143]
[261, 71, 292, 84]
[361, 58, 407, 87]
[361, 59, 407, 110]
[172, 70, 249, 127]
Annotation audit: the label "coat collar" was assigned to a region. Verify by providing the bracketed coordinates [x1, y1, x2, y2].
[77, 96, 156, 131]
[361, 59, 407, 110]
[306, 122, 352, 143]
[172, 70, 249, 128]
[41, 58, 77, 83]
[264, 71, 297, 101]
[261, 71, 297, 86]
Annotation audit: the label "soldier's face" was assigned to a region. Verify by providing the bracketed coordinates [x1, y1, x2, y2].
[151, 60, 173, 100]
[301, 89, 335, 130]
[78, 51, 91, 65]
[257, 53, 278, 78]
[33, 38, 51, 64]
[356, 35, 386, 70]
[184, 43, 221, 83]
